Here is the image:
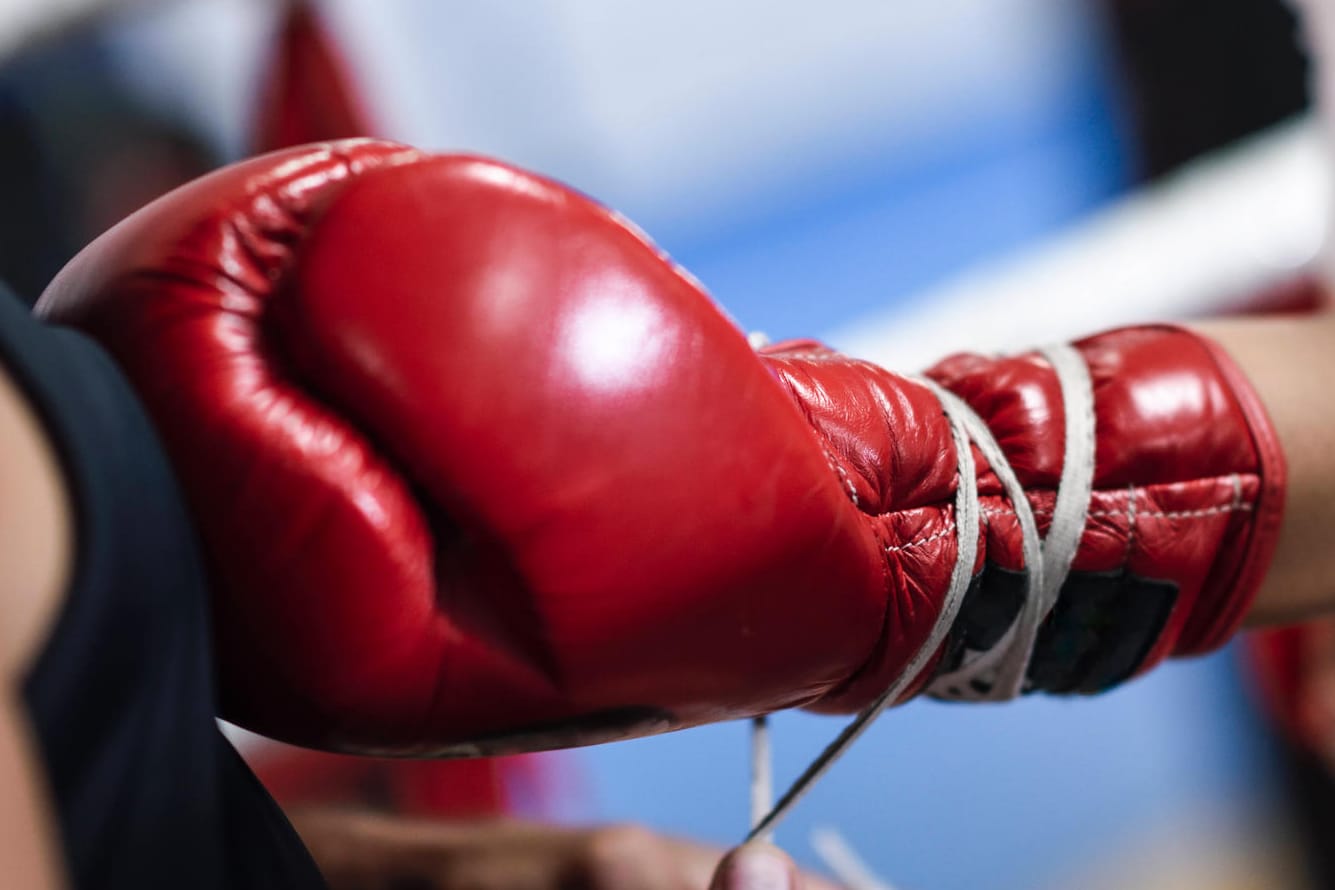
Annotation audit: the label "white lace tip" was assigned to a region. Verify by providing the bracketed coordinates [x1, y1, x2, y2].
[750, 716, 773, 832]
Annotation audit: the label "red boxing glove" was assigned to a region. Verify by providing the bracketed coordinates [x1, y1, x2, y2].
[37, 141, 1286, 755]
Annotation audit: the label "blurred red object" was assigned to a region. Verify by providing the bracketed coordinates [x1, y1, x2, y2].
[1224, 273, 1329, 316]
[1246, 621, 1335, 767]
[252, 0, 377, 155]
[1248, 626, 1315, 747]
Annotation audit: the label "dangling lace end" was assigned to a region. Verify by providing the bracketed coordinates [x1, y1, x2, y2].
[750, 715, 774, 844]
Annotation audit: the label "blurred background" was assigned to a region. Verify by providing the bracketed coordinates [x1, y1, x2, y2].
[2, 0, 1332, 887]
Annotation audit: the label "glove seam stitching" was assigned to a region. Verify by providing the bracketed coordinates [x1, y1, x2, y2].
[883, 489, 1254, 555]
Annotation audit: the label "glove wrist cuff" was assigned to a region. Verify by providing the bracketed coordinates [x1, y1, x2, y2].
[920, 324, 1287, 698]
[1164, 327, 1288, 657]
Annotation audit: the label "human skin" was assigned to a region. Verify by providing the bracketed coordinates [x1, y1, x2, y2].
[1194, 311, 1335, 627]
[0, 360, 71, 890]
[288, 809, 831, 890]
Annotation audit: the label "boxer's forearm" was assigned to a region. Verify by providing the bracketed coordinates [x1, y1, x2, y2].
[1193, 312, 1335, 626]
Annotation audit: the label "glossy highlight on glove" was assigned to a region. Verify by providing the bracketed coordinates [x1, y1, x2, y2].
[37, 140, 1285, 755]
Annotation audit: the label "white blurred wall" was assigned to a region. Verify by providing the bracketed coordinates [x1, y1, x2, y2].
[103, 0, 1098, 237]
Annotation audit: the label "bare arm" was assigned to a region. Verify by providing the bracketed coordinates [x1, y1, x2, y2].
[1194, 311, 1335, 627]
[0, 363, 73, 890]
[290, 809, 835, 890]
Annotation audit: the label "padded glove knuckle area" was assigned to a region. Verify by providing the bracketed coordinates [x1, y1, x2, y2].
[36, 142, 475, 748]
[761, 344, 966, 709]
[39, 142, 904, 751]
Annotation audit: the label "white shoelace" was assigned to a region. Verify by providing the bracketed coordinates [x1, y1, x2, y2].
[746, 343, 1096, 844]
